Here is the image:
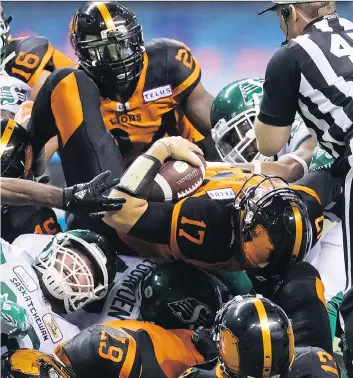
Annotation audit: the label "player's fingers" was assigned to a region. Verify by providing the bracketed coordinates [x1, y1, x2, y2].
[101, 195, 126, 204]
[186, 140, 204, 156]
[186, 151, 203, 168]
[92, 171, 111, 186]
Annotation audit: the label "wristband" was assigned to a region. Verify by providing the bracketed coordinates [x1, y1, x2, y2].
[253, 160, 262, 174]
[285, 153, 309, 176]
[118, 154, 162, 198]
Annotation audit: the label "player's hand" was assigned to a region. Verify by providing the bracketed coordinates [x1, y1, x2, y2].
[152, 136, 204, 167]
[0, 293, 32, 338]
[192, 326, 218, 360]
[63, 171, 126, 215]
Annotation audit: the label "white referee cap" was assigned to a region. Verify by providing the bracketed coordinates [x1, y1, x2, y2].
[258, 0, 321, 15]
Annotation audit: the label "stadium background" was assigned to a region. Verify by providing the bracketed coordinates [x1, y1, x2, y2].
[4, 1, 352, 228]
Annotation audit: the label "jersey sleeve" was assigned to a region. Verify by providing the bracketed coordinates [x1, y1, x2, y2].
[54, 324, 133, 378]
[164, 39, 201, 103]
[6, 37, 54, 86]
[170, 196, 233, 264]
[6, 37, 74, 88]
[290, 347, 340, 378]
[258, 46, 301, 126]
[286, 113, 312, 153]
[30, 207, 62, 236]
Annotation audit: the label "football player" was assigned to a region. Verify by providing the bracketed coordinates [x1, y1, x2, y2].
[0, 230, 117, 355]
[179, 262, 339, 378]
[210, 77, 316, 183]
[28, 1, 218, 182]
[64, 259, 223, 331]
[210, 79, 347, 329]
[1, 319, 205, 378]
[0, 118, 62, 242]
[102, 136, 322, 276]
[1, 5, 74, 101]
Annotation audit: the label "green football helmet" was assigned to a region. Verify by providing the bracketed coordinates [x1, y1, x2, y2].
[140, 261, 223, 330]
[33, 229, 118, 313]
[211, 78, 267, 164]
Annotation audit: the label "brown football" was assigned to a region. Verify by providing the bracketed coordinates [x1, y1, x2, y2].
[147, 153, 207, 202]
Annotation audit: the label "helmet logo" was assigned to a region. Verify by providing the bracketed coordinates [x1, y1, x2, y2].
[167, 297, 214, 328]
[0, 85, 28, 106]
[219, 328, 240, 375]
[239, 79, 264, 106]
[243, 224, 274, 268]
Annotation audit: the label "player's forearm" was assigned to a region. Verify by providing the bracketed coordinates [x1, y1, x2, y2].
[235, 158, 305, 183]
[0, 178, 64, 208]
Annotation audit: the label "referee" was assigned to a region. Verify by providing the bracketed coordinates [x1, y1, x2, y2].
[254, 0, 353, 366]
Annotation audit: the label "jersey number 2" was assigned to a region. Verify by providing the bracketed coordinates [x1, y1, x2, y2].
[178, 216, 206, 245]
[175, 48, 193, 69]
[330, 33, 353, 63]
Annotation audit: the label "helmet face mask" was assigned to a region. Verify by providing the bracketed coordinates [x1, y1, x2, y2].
[34, 232, 111, 313]
[213, 107, 261, 164]
[211, 78, 276, 164]
[70, 2, 144, 88]
[232, 175, 313, 271]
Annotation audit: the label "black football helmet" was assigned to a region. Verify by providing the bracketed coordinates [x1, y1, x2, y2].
[231, 175, 313, 276]
[0, 5, 12, 69]
[141, 261, 223, 330]
[70, 1, 144, 88]
[1, 349, 75, 378]
[214, 295, 295, 378]
[1, 118, 33, 180]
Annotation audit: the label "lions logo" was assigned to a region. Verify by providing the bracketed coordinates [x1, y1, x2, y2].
[167, 297, 214, 329]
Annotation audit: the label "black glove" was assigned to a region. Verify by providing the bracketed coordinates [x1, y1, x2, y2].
[192, 326, 218, 360]
[62, 171, 126, 215]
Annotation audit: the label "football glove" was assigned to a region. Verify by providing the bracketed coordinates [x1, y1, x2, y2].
[63, 171, 126, 214]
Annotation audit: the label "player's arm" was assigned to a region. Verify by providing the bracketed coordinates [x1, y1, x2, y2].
[0, 171, 124, 214]
[235, 136, 316, 182]
[55, 325, 131, 377]
[254, 47, 301, 156]
[103, 137, 204, 234]
[184, 82, 214, 136]
[168, 40, 213, 136]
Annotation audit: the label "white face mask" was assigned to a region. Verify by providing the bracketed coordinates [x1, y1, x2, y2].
[33, 233, 109, 312]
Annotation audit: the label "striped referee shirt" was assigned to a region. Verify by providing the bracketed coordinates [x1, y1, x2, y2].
[258, 13, 353, 159]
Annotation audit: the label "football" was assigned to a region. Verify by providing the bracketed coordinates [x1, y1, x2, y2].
[147, 153, 207, 202]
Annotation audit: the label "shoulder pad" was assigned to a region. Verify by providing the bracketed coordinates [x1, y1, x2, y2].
[6, 36, 54, 85]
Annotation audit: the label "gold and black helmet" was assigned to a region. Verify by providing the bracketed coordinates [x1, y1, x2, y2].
[214, 295, 295, 378]
[1, 349, 75, 378]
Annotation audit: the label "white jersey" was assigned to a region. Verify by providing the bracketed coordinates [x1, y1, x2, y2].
[0, 238, 80, 354]
[305, 222, 345, 301]
[65, 255, 158, 330]
[0, 73, 31, 115]
[14, 235, 159, 329]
